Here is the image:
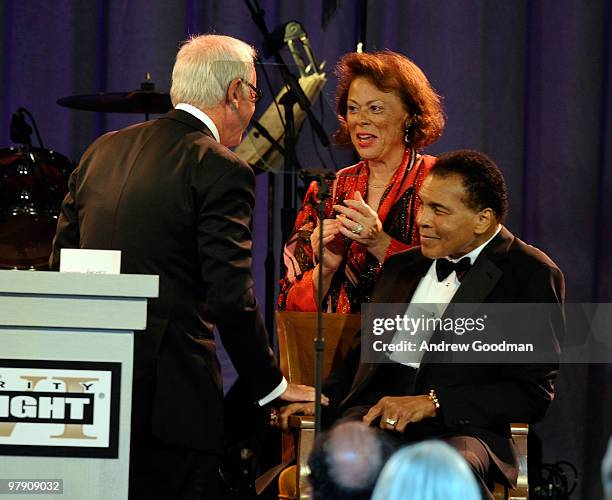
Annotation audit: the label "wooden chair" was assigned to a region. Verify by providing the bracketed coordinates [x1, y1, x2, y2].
[276, 311, 359, 500]
[275, 310, 528, 500]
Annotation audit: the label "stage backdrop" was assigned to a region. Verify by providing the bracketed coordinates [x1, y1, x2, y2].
[1, 1, 610, 498]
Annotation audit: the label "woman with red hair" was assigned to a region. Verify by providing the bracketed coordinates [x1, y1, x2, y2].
[279, 51, 445, 313]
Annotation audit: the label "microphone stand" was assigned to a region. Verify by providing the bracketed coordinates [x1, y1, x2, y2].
[278, 89, 299, 244]
[244, 0, 329, 233]
[312, 170, 335, 437]
[244, 0, 332, 335]
[249, 117, 286, 157]
[244, 0, 330, 152]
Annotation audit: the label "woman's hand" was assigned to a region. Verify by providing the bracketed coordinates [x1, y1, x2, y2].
[333, 191, 390, 261]
[310, 218, 346, 273]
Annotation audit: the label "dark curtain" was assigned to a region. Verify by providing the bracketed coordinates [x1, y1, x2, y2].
[1, 1, 610, 498]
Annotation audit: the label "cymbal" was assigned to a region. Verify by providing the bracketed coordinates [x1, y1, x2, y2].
[57, 90, 172, 114]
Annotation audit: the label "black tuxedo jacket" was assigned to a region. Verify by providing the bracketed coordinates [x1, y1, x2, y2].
[50, 109, 283, 454]
[323, 226, 564, 484]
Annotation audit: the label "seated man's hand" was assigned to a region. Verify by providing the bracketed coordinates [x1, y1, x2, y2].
[362, 395, 436, 433]
[271, 402, 315, 431]
[279, 383, 329, 405]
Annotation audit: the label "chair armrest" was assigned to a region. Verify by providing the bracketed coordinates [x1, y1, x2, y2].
[288, 415, 315, 430]
[512, 423, 529, 498]
[510, 423, 529, 435]
[282, 415, 316, 499]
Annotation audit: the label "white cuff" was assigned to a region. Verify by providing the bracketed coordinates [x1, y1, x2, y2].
[257, 377, 288, 406]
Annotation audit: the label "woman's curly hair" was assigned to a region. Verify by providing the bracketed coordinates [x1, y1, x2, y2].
[334, 50, 445, 149]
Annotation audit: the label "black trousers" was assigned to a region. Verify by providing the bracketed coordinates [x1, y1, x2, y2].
[129, 436, 222, 500]
[445, 435, 496, 500]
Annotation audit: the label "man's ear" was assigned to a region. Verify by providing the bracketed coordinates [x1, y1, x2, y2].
[226, 78, 241, 110]
[474, 208, 495, 235]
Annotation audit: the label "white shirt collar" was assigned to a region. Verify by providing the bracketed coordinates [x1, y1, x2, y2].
[449, 224, 502, 265]
[174, 103, 220, 143]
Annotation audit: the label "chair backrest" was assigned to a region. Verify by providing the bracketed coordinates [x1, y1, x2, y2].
[276, 311, 361, 385]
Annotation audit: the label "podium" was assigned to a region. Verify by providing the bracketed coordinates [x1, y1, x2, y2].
[0, 270, 158, 499]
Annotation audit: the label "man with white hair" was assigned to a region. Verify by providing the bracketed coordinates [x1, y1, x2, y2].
[51, 34, 317, 499]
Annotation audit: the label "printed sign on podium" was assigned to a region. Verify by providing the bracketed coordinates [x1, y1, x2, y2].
[0, 270, 158, 500]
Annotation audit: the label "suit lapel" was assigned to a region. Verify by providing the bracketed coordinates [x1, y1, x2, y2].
[373, 252, 432, 304]
[417, 226, 514, 376]
[340, 252, 431, 409]
[448, 254, 502, 310]
[415, 256, 503, 368]
[448, 226, 514, 307]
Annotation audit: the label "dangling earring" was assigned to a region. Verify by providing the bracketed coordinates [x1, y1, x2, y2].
[404, 119, 412, 144]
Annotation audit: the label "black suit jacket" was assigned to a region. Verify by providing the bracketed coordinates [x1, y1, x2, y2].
[323, 226, 564, 485]
[50, 109, 283, 454]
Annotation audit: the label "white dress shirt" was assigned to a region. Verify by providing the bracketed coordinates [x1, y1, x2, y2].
[390, 225, 502, 367]
[175, 103, 288, 406]
[175, 103, 221, 143]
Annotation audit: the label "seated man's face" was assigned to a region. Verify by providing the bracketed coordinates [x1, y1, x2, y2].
[416, 173, 484, 259]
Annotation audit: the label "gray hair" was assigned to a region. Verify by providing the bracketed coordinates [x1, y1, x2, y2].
[170, 34, 256, 109]
[371, 441, 481, 500]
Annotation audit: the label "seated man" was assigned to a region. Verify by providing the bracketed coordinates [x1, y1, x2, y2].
[279, 150, 564, 499]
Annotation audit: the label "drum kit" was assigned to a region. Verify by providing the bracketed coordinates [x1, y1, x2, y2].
[0, 76, 173, 270]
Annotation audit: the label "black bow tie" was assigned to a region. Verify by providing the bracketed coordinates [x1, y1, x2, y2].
[435, 257, 472, 282]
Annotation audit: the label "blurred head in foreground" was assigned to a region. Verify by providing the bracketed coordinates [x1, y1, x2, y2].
[371, 440, 482, 500]
[308, 421, 394, 500]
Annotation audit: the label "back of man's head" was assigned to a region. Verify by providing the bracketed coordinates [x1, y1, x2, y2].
[170, 34, 255, 110]
[308, 421, 393, 500]
[431, 149, 508, 222]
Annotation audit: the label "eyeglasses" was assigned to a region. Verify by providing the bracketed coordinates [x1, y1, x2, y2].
[242, 80, 263, 103]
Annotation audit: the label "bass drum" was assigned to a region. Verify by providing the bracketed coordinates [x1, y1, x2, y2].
[0, 147, 75, 269]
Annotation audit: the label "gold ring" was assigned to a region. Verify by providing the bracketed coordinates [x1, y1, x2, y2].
[352, 223, 364, 234]
[385, 418, 397, 427]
